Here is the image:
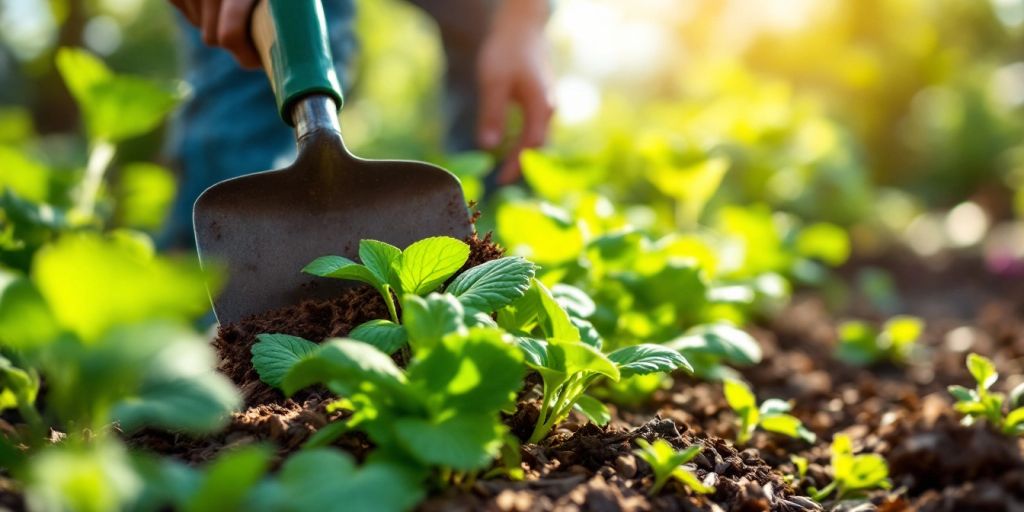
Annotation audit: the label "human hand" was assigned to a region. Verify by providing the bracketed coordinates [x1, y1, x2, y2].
[169, 0, 261, 68]
[477, 0, 555, 185]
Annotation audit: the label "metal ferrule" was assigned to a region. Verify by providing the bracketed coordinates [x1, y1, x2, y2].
[292, 94, 341, 141]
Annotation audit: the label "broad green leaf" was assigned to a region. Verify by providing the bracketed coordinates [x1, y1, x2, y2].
[573, 394, 610, 426]
[402, 293, 466, 352]
[302, 256, 380, 289]
[348, 320, 407, 354]
[109, 324, 240, 433]
[1004, 407, 1024, 430]
[881, 315, 923, 352]
[647, 156, 729, 225]
[394, 414, 505, 471]
[571, 316, 603, 350]
[967, 353, 997, 390]
[548, 342, 619, 381]
[31, 232, 214, 342]
[843, 454, 891, 491]
[534, 279, 580, 342]
[608, 344, 692, 378]
[56, 48, 179, 142]
[446, 257, 536, 312]
[397, 236, 470, 295]
[516, 337, 548, 367]
[760, 414, 816, 443]
[723, 378, 758, 432]
[0, 355, 39, 412]
[666, 323, 762, 366]
[0, 271, 59, 349]
[409, 327, 524, 415]
[277, 449, 423, 512]
[358, 240, 401, 288]
[251, 334, 320, 389]
[551, 284, 597, 318]
[948, 385, 975, 403]
[26, 441, 143, 512]
[115, 163, 177, 231]
[282, 339, 405, 397]
[520, 149, 606, 202]
[497, 200, 583, 265]
[183, 446, 271, 512]
[0, 146, 50, 202]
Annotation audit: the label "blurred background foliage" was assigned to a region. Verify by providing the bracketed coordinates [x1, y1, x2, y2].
[2, 0, 1024, 270]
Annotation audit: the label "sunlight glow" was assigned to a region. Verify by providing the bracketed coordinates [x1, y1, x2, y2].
[555, 76, 601, 124]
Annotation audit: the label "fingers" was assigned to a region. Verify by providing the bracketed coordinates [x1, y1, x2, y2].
[495, 79, 554, 185]
[218, 0, 261, 68]
[169, 0, 199, 25]
[200, 0, 222, 46]
[477, 77, 511, 150]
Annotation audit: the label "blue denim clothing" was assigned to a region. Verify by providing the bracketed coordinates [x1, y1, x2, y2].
[161, 0, 493, 250]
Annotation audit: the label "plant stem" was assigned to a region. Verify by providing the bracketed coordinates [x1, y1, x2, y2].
[382, 285, 400, 323]
[75, 140, 116, 218]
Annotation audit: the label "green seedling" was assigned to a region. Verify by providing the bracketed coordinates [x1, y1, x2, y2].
[809, 434, 891, 502]
[253, 327, 524, 474]
[633, 439, 714, 495]
[665, 323, 763, 380]
[948, 352, 1024, 435]
[724, 378, 815, 445]
[836, 315, 924, 366]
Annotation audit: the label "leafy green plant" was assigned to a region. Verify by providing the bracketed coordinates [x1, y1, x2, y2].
[948, 352, 1024, 435]
[632, 438, 714, 495]
[836, 316, 924, 366]
[665, 323, 762, 380]
[809, 434, 891, 502]
[723, 378, 815, 445]
[253, 326, 524, 474]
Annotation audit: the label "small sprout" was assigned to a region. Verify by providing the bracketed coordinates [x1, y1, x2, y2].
[836, 315, 924, 366]
[809, 434, 891, 502]
[633, 439, 714, 496]
[784, 455, 810, 486]
[948, 352, 1024, 436]
[723, 378, 815, 445]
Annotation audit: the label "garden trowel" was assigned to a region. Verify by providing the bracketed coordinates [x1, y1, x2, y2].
[193, 0, 472, 324]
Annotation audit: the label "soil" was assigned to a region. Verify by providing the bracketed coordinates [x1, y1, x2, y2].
[127, 241, 1024, 511]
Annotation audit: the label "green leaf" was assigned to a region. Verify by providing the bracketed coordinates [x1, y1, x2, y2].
[760, 414, 816, 443]
[723, 378, 757, 411]
[967, 353, 998, 390]
[548, 342, 619, 381]
[26, 441, 143, 512]
[277, 449, 423, 512]
[795, 222, 851, 266]
[671, 466, 716, 494]
[843, 454, 891, 491]
[251, 334, 320, 389]
[446, 257, 536, 312]
[758, 398, 792, 416]
[115, 163, 177, 231]
[56, 48, 180, 142]
[608, 344, 692, 378]
[32, 232, 214, 343]
[573, 394, 610, 426]
[183, 446, 271, 512]
[0, 146, 50, 202]
[402, 293, 466, 353]
[408, 327, 524, 415]
[571, 316, 603, 350]
[282, 339, 405, 397]
[533, 279, 580, 342]
[1004, 407, 1024, 431]
[516, 337, 548, 367]
[302, 256, 381, 289]
[397, 236, 470, 295]
[109, 324, 240, 433]
[0, 271, 59, 349]
[1011, 382, 1024, 408]
[550, 284, 596, 318]
[358, 240, 401, 288]
[348, 320, 407, 355]
[0, 355, 39, 412]
[666, 323, 762, 366]
[394, 414, 505, 471]
[948, 385, 976, 403]
[497, 200, 584, 265]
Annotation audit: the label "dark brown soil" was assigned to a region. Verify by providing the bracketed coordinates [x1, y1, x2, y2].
[131, 244, 1024, 511]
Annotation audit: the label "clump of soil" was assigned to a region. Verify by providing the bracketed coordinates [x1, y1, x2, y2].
[215, 233, 503, 407]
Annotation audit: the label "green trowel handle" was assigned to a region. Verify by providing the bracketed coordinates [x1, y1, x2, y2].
[251, 0, 343, 125]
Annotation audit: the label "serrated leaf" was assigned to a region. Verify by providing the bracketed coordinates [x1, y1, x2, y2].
[397, 237, 470, 295]
[394, 414, 505, 471]
[348, 320, 407, 355]
[302, 256, 380, 289]
[608, 344, 692, 378]
[573, 394, 610, 426]
[251, 334, 320, 389]
[402, 293, 466, 353]
[967, 353, 998, 390]
[446, 257, 536, 312]
[358, 240, 401, 288]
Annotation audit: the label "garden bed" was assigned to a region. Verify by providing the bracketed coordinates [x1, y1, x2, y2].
[132, 240, 1024, 512]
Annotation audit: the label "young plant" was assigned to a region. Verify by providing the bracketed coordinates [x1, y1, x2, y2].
[835, 315, 924, 366]
[633, 439, 714, 495]
[252, 326, 525, 474]
[948, 352, 1024, 435]
[809, 434, 891, 502]
[508, 280, 692, 443]
[724, 378, 815, 445]
[303, 237, 536, 356]
[665, 323, 763, 380]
